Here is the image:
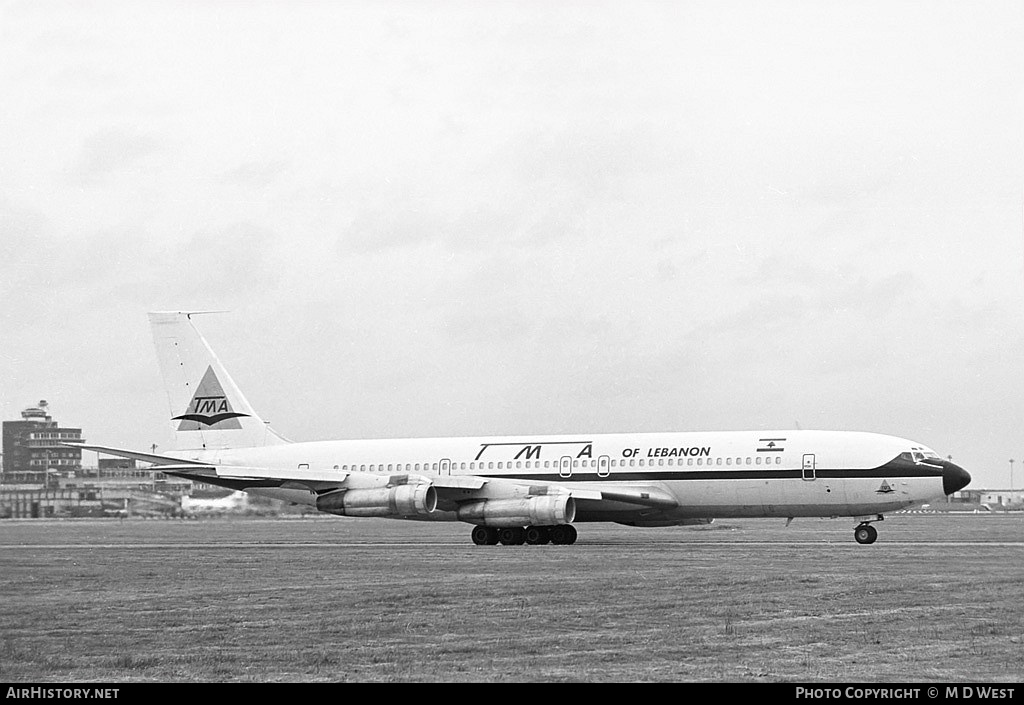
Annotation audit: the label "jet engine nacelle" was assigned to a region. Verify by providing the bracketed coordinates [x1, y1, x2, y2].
[456, 495, 575, 527]
[316, 483, 437, 517]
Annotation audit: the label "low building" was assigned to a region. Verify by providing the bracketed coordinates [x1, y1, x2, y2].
[0, 473, 196, 519]
[957, 488, 1024, 507]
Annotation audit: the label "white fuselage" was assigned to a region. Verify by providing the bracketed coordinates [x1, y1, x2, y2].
[173, 429, 948, 523]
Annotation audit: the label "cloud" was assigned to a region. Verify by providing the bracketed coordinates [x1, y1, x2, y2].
[1, 1, 1022, 488]
[222, 159, 291, 189]
[68, 126, 163, 185]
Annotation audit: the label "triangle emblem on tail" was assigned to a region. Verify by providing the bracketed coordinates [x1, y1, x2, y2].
[172, 365, 251, 430]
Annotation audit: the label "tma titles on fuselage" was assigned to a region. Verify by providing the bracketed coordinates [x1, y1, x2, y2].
[474, 440, 716, 461]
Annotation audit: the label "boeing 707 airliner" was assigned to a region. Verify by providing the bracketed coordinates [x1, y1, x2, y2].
[71, 312, 971, 546]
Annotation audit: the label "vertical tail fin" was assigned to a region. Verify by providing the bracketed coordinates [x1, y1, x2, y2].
[148, 311, 289, 451]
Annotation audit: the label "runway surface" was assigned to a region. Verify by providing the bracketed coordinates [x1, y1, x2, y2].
[2, 512, 1022, 547]
[3, 513, 1023, 682]
[5, 540, 1024, 550]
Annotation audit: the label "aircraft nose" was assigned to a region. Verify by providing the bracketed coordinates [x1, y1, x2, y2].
[941, 461, 971, 495]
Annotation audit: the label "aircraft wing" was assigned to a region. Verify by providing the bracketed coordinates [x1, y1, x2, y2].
[70, 442, 676, 514]
[152, 463, 623, 508]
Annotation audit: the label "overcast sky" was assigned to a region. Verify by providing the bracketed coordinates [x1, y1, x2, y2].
[2, 1, 1022, 489]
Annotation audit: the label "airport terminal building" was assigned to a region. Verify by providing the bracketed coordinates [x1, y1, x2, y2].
[0, 401, 226, 518]
[1, 401, 83, 484]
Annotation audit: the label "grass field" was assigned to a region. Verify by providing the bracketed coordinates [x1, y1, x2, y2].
[1, 513, 1022, 683]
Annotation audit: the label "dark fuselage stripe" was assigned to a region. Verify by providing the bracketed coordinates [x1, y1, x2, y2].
[470, 468, 940, 483]
[171, 458, 939, 490]
[465, 457, 941, 483]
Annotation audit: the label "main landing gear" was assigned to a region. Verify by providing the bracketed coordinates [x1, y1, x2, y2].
[471, 524, 578, 546]
[854, 518, 882, 545]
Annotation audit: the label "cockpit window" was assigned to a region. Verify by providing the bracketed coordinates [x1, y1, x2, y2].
[901, 450, 941, 463]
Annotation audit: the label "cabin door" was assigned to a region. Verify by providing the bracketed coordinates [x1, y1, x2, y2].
[802, 454, 816, 481]
[559, 456, 573, 479]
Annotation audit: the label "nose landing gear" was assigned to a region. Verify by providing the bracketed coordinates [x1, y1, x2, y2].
[854, 516, 884, 544]
[854, 524, 877, 544]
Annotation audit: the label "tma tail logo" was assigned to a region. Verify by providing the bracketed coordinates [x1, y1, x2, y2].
[172, 366, 250, 430]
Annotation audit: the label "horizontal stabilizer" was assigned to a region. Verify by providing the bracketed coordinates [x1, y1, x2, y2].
[60, 442, 209, 467]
